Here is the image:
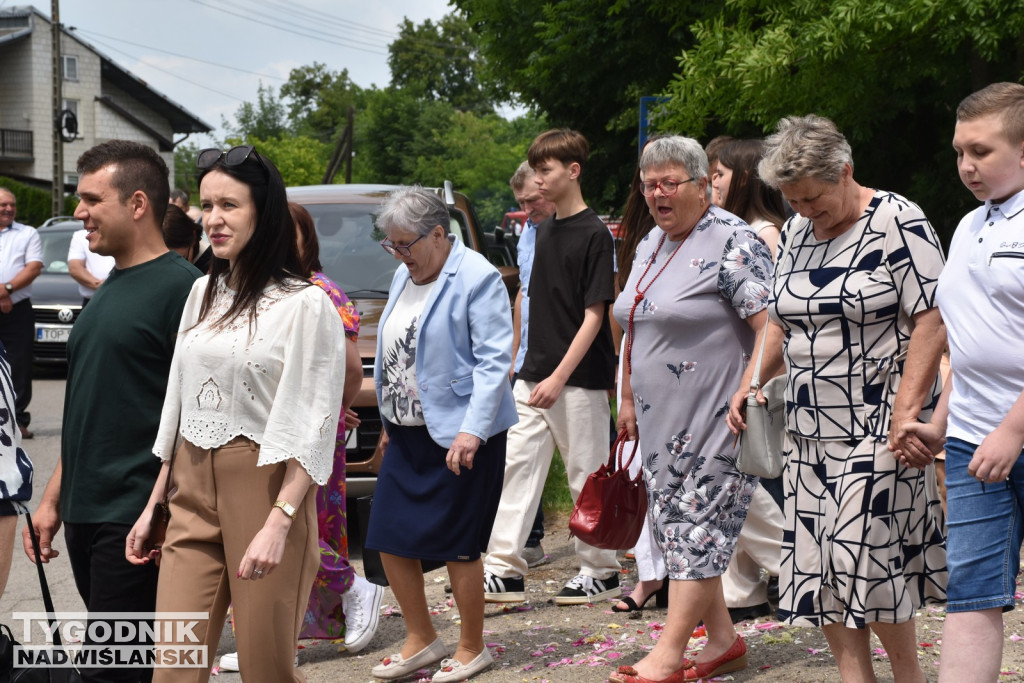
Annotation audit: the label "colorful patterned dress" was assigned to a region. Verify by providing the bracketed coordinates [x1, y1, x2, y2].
[611, 206, 772, 580]
[301, 272, 360, 639]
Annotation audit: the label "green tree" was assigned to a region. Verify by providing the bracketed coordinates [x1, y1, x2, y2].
[455, 0, 713, 214]
[659, 0, 1024, 238]
[224, 82, 288, 140]
[248, 136, 332, 187]
[173, 141, 200, 200]
[280, 63, 365, 143]
[388, 14, 494, 114]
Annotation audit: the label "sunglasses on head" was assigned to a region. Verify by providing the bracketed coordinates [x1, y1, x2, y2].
[196, 145, 266, 171]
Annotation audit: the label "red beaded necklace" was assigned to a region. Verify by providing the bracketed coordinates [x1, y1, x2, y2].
[626, 231, 687, 374]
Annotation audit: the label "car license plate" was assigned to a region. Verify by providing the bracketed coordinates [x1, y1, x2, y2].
[345, 428, 357, 450]
[36, 325, 71, 343]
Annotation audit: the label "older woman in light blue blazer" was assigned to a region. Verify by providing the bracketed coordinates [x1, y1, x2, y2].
[367, 186, 517, 683]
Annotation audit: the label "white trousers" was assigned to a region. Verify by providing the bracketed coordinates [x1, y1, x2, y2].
[721, 484, 784, 607]
[625, 437, 667, 582]
[483, 381, 620, 579]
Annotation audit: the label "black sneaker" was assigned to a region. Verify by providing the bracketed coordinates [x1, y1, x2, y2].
[554, 573, 621, 605]
[484, 571, 526, 603]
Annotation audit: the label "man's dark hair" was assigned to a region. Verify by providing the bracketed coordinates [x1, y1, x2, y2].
[169, 188, 190, 205]
[77, 140, 170, 224]
[162, 204, 201, 253]
[528, 129, 589, 172]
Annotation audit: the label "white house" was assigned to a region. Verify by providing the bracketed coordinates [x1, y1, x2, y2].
[0, 5, 211, 191]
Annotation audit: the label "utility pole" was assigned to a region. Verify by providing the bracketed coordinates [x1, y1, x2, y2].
[50, 0, 63, 218]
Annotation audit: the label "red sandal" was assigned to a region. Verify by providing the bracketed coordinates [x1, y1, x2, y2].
[607, 659, 695, 683]
[682, 635, 747, 681]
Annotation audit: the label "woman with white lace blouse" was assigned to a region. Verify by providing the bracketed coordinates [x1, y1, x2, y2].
[125, 145, 346, 683]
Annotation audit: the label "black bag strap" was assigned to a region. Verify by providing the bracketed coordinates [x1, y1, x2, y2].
[24, 513, 62, 648]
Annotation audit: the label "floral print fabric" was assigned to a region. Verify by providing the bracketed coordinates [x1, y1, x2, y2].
[301, 272, 359, 639]
[612, 207, 773, 580]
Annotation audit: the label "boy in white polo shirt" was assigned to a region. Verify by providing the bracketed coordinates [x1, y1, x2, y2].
[898, 82, 1024, 682]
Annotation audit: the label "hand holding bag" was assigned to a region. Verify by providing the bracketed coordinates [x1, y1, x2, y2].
[736, 225, 798, 479]
[738, 373, 786, 478]
[144, 441, 178, 559]
[0, 514, 83, 682]
[568, 430, 647, 550]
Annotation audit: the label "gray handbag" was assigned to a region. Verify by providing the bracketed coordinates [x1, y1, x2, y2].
[737, 226, 796, 479]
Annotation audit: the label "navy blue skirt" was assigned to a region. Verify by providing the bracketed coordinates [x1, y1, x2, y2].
[365, 423, 506, 563]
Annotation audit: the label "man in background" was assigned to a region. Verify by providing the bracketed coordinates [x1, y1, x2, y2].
[0, 188, 42, 439]
[508, 161, 557, 568]
[24, 140, 201, 682]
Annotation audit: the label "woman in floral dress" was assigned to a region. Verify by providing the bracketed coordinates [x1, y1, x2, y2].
[291, 203, 384, 652]
[610, 136, 773, 683]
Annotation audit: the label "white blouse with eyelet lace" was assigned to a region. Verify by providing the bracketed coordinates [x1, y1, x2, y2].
[152, 275, 346, 485]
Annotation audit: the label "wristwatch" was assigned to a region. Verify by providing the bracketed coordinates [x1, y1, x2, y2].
[4, 283, 12, 294]
[273, 500, 297, 520]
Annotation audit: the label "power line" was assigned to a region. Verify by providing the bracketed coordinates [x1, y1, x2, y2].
[214, 0, 389, 52]
[250, 0, 398, 40]
[185, 0, 388, 56]
[73, 29, 287, 82]
[85, 36, 249, 102]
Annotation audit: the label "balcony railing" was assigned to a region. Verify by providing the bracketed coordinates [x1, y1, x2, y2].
[0, 129, 33, 160]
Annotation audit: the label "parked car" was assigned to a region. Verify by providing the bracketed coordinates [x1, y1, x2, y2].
[31, 220, 85, 364]
[39, 216, 77, 228]
[287, 183, 518, 499]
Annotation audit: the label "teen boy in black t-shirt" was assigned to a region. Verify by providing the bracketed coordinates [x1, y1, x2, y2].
[483, 129, 620, 605]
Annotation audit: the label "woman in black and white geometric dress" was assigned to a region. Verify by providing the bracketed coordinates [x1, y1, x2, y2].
[728, 115, 948, 682]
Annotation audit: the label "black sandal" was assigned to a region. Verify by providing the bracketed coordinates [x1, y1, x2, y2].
[611, 579, 669, 612]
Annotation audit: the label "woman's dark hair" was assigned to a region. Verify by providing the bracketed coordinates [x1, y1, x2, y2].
[719, 139, 788, 229]
[196, 149, 304, 328]
[162, 204, 201, 258]
[289, 202, 322, 275]
[616, 162, 656, 290]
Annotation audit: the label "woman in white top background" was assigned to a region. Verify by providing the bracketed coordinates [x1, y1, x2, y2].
[712, 138, 788, 255]
[126, 145, 346, 683]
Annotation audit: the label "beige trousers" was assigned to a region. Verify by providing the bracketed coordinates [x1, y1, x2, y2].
[153, 438, 318, 683]
[484, 381, 620, 579]
[721, 484, 784, 608]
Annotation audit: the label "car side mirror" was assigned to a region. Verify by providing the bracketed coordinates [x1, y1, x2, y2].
[493, 227, 505, 245]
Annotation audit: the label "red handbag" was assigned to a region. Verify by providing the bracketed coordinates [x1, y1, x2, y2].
[568, 430, 648, 550]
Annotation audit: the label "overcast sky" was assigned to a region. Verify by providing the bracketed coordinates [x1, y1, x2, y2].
[14, 0, 454, 144]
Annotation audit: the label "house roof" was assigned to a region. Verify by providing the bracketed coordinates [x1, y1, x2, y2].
[0, 6, 212, 135]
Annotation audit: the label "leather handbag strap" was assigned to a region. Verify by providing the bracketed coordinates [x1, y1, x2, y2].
[25, 512, 63, 648]
[611, 429, 640, 472]
[161, 436, 180, 505]
[749, 220, 803, 392]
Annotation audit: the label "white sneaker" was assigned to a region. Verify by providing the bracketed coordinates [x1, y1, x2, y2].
[219, 652, 239, 672]
[343, 575, 384, 653]
[218, 651, 299, 672]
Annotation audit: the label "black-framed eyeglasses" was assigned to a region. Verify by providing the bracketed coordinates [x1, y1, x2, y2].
[380, 233, 427, 257]
[638, 177, 697, 197]
[196, 145, 266, 171]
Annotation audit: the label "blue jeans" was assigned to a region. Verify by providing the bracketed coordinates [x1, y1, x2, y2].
[945, 436, 1024, 613]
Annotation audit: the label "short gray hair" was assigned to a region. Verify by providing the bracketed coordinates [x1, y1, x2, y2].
[377, 185, 450, 237]
[509, 160, 534, 192]
[640, 136, 709, 182]
[758, 115, 853, 187]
